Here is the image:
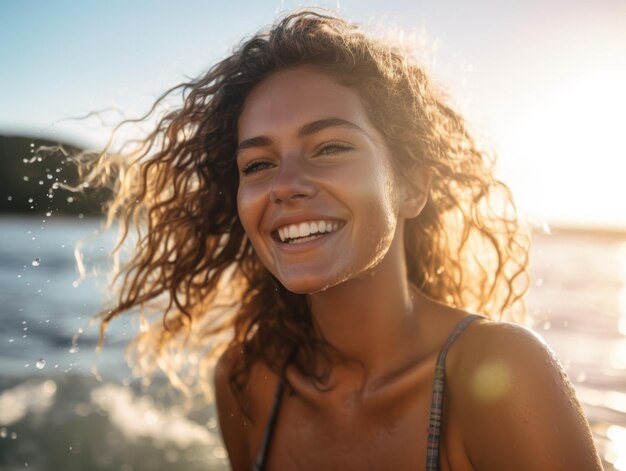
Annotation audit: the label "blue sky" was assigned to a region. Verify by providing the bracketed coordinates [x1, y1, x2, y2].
[1, 0, 625, 228]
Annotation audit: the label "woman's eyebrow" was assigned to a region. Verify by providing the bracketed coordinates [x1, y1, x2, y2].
[236, 118, 366, 154]
[236, 136, 272, 154]
[298, 118, 365, 137]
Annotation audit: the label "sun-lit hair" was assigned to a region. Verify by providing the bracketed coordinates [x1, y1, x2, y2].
[80, 9, 529, 404]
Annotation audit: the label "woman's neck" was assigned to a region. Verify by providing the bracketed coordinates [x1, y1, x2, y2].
[307, 231, 420, 383]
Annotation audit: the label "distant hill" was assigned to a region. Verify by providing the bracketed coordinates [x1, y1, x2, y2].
[0, 134, 110, 216]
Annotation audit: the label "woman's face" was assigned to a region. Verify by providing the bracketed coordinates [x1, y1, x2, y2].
[236, 67, 410, 294]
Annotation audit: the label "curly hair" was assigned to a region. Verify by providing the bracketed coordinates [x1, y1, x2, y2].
[81, 9, 529, 405]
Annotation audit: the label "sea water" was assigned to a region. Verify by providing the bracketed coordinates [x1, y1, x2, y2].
[0, 217, 624, 470]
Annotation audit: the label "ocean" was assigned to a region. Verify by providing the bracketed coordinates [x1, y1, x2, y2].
[0, 216, 624, 470]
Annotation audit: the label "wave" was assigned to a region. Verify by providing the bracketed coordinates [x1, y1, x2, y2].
[0, 374, 228, 470]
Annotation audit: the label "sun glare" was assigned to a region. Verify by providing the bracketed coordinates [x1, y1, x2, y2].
[498, 69, 626, 228]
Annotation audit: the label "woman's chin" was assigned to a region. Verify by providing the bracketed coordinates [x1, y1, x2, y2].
[277, 274, 341, 295]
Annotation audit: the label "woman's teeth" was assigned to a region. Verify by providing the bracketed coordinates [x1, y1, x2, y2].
[277, 220, 340, 243]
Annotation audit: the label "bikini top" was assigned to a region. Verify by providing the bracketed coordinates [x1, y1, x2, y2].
[253, 314, 485, 471]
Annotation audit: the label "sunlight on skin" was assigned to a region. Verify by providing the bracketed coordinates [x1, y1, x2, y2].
[470, 360, 512, 402]
[497, 69, 626, 227]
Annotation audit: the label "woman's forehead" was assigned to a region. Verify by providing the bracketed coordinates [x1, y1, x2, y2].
[237, 67, 372, 142]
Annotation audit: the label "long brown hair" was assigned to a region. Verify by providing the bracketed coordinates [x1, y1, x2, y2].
[80, 9, 529, 404]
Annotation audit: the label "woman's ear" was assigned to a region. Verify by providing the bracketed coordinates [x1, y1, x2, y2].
[399, 172, 431, 219]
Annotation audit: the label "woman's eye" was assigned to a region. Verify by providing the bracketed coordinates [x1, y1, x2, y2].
[316, 143, 353, 156]
[242, 161, 272, 176]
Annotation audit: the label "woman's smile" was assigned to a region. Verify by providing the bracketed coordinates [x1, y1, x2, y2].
[236, 67, 404, 294]
[274, 219, 344, 244]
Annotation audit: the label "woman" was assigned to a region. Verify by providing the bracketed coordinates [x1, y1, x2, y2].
[86, 10, 602, 470]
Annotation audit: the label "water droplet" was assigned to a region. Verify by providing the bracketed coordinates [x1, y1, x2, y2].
[36, 359, 46, 369]
[0, 428, 7, 438]
[46, 174, 53, 180]
[31, 258, 41, 267]
[69, 345, 79, 354]
[78, 213, 84, 219]
[38, 181, 44, 185]
[45, 211, 52, 217]
[30, 143, 34, 147]
[543, 321, 551, 330]
[10, 432, 17, 439]
[23, 176, 29, 181]
[27, 198, 33, 203]
[66, 196, 74, 203]
[71, 280, 79, 288]
[535, 278, 543, 287]
[8, 338, 14, 343]
[7, 196, 12, 201]
[52, 182, 60, 189]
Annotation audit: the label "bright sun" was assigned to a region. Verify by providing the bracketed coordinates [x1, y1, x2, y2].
[497, 69, 626, 229]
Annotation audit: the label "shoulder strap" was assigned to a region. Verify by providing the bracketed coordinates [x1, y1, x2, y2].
[253, 348, 299, 470]
[425, 314, 485, 471]
[253, 378, 285, 471]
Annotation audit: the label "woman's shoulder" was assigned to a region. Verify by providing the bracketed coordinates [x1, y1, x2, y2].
[449, 316, 553, 366]
[214, 346, 282, 470]
[214, 345, 281, 418]
[445, 317, 602, 469]
[446, 316, 567, 406]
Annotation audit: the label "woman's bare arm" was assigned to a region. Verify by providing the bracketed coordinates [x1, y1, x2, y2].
[451, 321, 602, 470]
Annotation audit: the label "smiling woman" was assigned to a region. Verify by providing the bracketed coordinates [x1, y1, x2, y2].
[77, 9, 602, 471]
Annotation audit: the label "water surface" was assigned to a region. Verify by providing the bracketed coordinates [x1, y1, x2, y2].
[0, 217, 623, 470]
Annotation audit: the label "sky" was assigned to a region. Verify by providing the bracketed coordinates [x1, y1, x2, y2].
[1, 0, 625, 229]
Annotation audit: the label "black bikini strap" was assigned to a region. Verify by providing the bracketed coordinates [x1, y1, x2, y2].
[253, 378, 285, 471]
[253, 347, 297, 471]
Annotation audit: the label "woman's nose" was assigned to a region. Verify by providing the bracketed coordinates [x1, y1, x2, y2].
[269, 157, 317, 204]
